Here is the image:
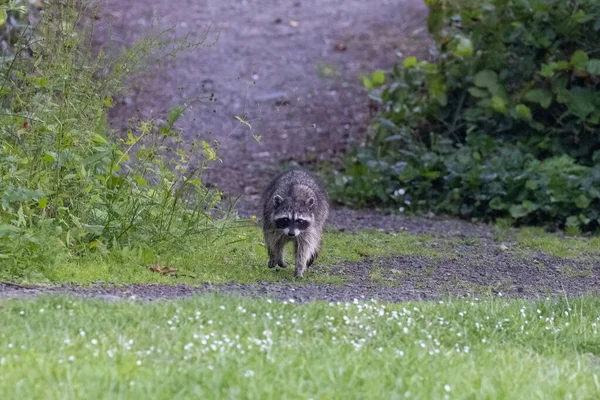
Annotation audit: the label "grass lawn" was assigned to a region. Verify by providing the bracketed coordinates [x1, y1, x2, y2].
[1, 294, 600, 399]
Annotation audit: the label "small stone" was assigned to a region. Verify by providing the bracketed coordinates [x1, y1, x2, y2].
[96, 294, 121, 302]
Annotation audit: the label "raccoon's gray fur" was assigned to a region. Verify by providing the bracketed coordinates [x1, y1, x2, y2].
[261, 169, 329, 278]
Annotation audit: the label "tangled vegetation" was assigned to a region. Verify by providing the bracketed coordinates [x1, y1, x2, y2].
[330, 0, 600, 235]
[0, 1, 226, 278]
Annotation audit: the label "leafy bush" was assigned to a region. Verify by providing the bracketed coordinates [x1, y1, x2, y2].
[330, 0, 600, 234]
[0, 1, 224, 277]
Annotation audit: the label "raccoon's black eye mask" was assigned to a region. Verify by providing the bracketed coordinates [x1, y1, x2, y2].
[274, 217, 310, 230]
[275, 217, 290, 228]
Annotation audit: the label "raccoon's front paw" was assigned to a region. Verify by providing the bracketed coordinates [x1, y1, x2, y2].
[293, 268, 304, 278]
[277, 260, 289, 268]
[268, 259, 277, 269]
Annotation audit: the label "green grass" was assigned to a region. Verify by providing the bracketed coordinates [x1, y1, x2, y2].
[516, 228, 600, 258]
[15, 225, 435, 286]
[1, 295, 600, 399]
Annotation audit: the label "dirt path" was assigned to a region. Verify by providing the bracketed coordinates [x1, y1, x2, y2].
[95, 0, 430, 200]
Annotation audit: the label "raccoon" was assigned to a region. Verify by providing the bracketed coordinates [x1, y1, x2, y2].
[261, 169, 329, 278]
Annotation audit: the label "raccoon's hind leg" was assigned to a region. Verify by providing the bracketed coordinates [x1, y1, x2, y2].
[266, 233, 289, 269]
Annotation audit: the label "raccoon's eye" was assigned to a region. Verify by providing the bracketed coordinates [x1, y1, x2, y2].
[295, 219, 309, 229]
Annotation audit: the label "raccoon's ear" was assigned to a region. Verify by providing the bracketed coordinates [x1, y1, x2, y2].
[306, 197, 316, 208]
[273, 195, 284, 207]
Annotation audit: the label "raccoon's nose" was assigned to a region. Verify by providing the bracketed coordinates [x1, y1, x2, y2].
[287, 229, 300, 237]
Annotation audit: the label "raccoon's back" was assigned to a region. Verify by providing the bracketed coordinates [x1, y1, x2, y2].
[262, 169, 327, 202]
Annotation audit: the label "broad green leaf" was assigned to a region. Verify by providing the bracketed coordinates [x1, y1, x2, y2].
[360, 74, 373, 88]
[524, 89, 553, 109]
[570, 50, 589, 70]
[525, 180, 538, 190]
[403, 56, 418, 69]
[509, 204, 528, 218]
[573, 10, 593, 23]
[474, 70, 498, 90]
[568, 87, 595, 119]
[540, 63, 557, 78]
[428, 75, 447, 106]
[38, 197, 48, 209]
[491, 95, 507, 114]
[575, 194, 591, 209]
[133, 175, 148, 187]
[468, 87, 488, 98]
[587, 59, 600, 75]
[515, 104, 532, 120]
[565, 216, 580, 227]
[371, 70, 385, 86]
[419, 62, 437, 73]
[0, 9, 7, 26]
[522, 200, 536, 212]
[453, 37, 473, 58]
[489, 197, 506, 210]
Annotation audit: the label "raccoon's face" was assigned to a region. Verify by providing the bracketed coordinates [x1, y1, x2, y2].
[271, 195, 314, 238]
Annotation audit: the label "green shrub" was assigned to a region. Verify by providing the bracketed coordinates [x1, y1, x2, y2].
[0, 1, 224, 277]
[330, 0, 600, 234]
